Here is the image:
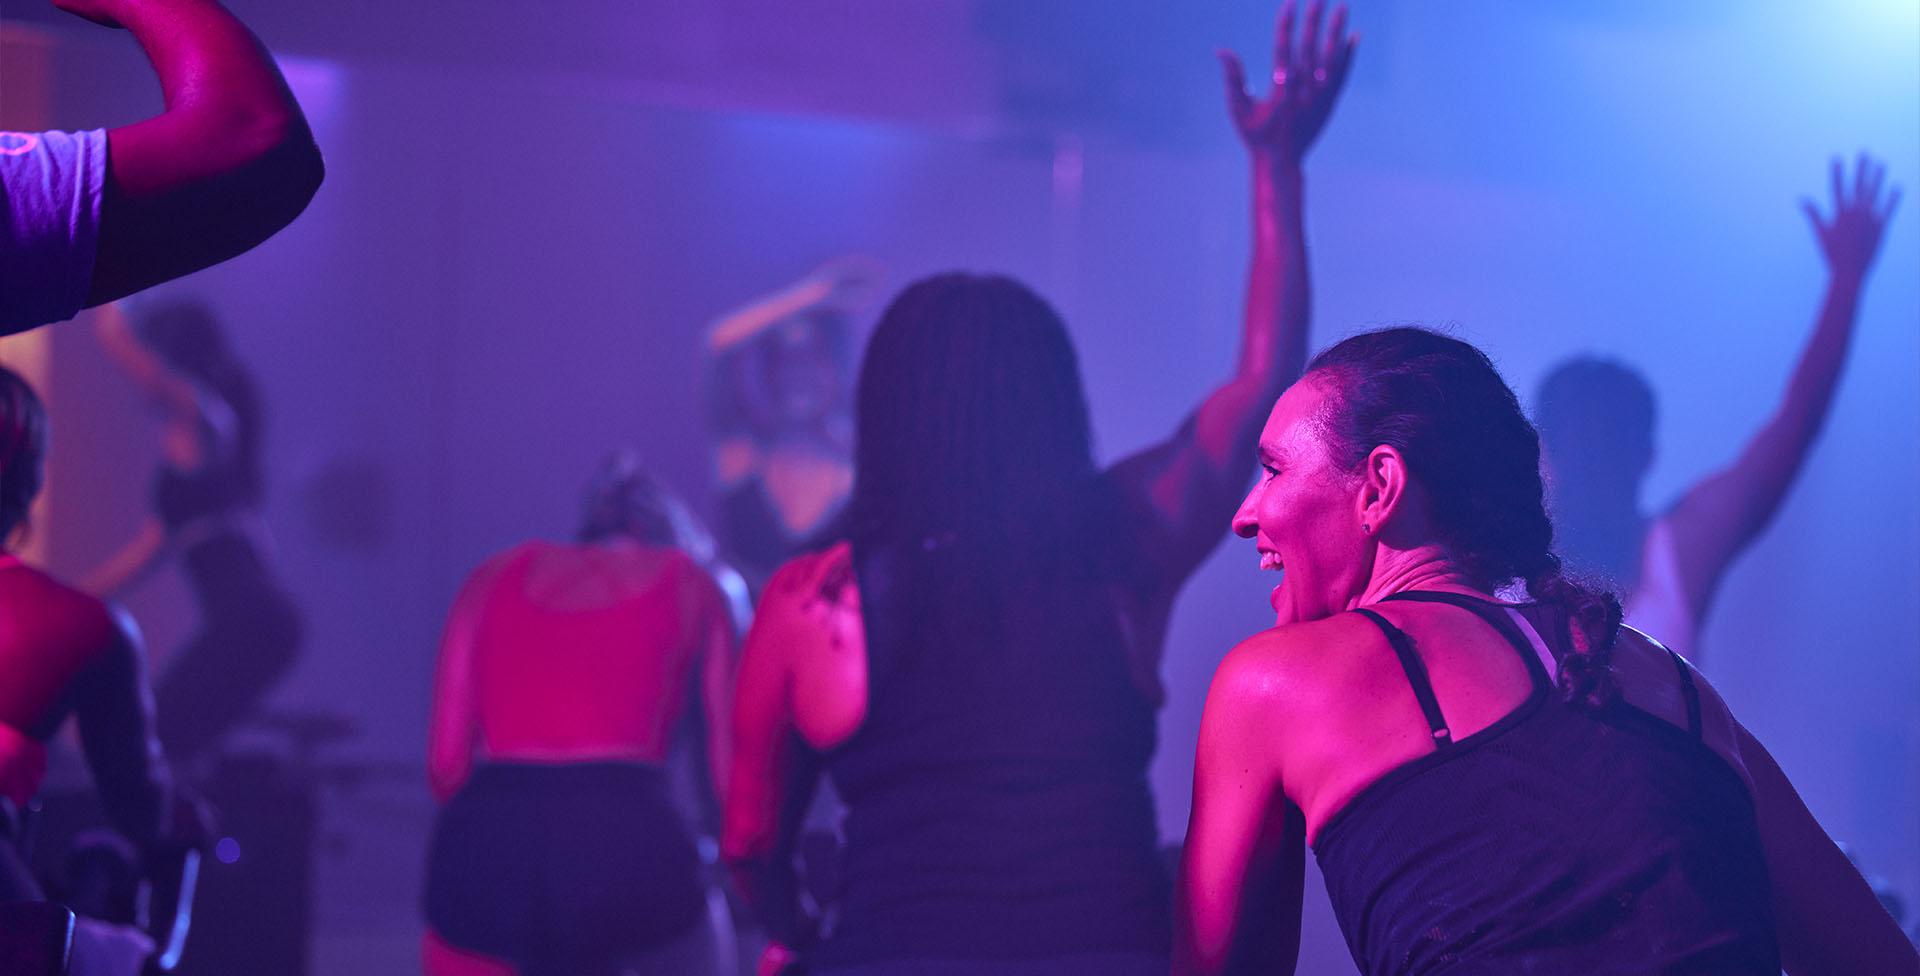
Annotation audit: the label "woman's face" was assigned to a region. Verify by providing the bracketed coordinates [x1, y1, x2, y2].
[766, 319, 847, 429]
[1231, 376, 1372, 626]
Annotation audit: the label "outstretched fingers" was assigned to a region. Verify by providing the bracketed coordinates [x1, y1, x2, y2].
[1321, 5, 1351, 81]
[1801, 198, 1830, 240]
[1301, 0, 1326, 79]
[1219, 49, 1254, 126]
[1274, 0, 1298, 85]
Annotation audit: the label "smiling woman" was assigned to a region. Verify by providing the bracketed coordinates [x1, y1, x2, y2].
[1176, 326, 1918, 976]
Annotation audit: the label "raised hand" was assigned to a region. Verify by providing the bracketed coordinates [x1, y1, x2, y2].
[1803, 153, 1900, 282]
[1219, 0, 1358, 163]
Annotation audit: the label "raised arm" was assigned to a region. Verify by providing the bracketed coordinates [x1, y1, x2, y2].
[707, 256, 881, 354]
[77, 518, 167, 598]
[93, 303, 200, 417]
[1175, 640, 1306, 976]
[1665, 155, 1898, 620]
[56, 0, 324, 307]
[1109, 1, 1355, 587]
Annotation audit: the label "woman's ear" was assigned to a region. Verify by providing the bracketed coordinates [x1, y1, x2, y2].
[1356, 444, 1410, 536]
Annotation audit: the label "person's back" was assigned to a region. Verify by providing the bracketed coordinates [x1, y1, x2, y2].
[817, 540, 1169, 967]
[423, 532, 734, 976]
[470, 540, 713, 762]
[1304, 593, 1776, 974]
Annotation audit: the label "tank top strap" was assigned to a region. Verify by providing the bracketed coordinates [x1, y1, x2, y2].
[1352, 608, 1453, 748]
[1378, 590, 1554, 693]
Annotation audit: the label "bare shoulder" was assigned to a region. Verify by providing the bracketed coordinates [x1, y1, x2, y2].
[765, 542, 854, 599]
[0, 563, 117, 654]
[1209, 614, 1382, 717]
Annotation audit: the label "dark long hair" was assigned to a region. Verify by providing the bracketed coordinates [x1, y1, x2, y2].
[844, 273, 1098, 552]
[0, 366, 47, 545]
[1308, 327, 1623, 708]
[138, 301, 264, 501]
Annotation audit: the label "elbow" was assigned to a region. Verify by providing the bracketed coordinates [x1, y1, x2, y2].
[219, 104, 325, 226]
[253, 115, 325, 226]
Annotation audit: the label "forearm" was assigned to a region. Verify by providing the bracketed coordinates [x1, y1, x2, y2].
[722, 738, 822, 947]
[709, 276, 836, 352]
[1774, 273, 1863, 453]
[1737, 273, 1864, 523]
[113, 0, 314, 196]
[727, 846, 815, 947]
[80, 532, 165, 599]
[1245, 154, 1310, 389]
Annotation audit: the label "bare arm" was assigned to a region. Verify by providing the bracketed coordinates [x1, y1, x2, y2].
[722, 549, 853, 954]
[1175, 641, 1306, 976]
[93, 303, 199, 417]
[1738, 721, 1918, 975]
[707, 256, 881, 353]
[1666, 155, 1898, 620]
[1109, 1, 1355, 590]
[426, 563, 500, 803]
[53, 0, 324, 306]
[78, 518, 168, 599]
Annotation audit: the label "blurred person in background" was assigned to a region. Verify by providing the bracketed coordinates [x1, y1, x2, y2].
[722, 6, 1354, 973]
[706, 258, 877, 593]
[0, 365, 206, 971]
[0, 0, 322, 335]
[83, 300, 304, 766]
[1536, 155, 1899, 660]
[423, 452, 739, 976]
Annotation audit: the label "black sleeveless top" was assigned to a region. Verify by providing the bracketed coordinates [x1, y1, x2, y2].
[815, 540, 1170, 966]
[1314, 592, 1779, 975]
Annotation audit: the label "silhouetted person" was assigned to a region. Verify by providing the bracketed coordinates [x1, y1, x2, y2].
[706, 258, 875, 592]
[1536, 155, 1899, 659]
[83, 301, 302, 764]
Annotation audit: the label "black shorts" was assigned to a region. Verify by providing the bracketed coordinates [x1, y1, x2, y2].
[423, 762, 706, 969]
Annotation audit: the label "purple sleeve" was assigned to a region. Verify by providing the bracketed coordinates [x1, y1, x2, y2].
[0, 129, 107, 334]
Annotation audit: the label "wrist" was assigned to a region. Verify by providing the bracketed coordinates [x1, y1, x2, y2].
[1253, 156, 1305, 230]
[1252, 150, 1305, 184]
[1826, 266, 1867, 296]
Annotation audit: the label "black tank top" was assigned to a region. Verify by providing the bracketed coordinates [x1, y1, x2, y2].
[815, 540, 1170, 966]
[1313, 591, 1778, 975]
